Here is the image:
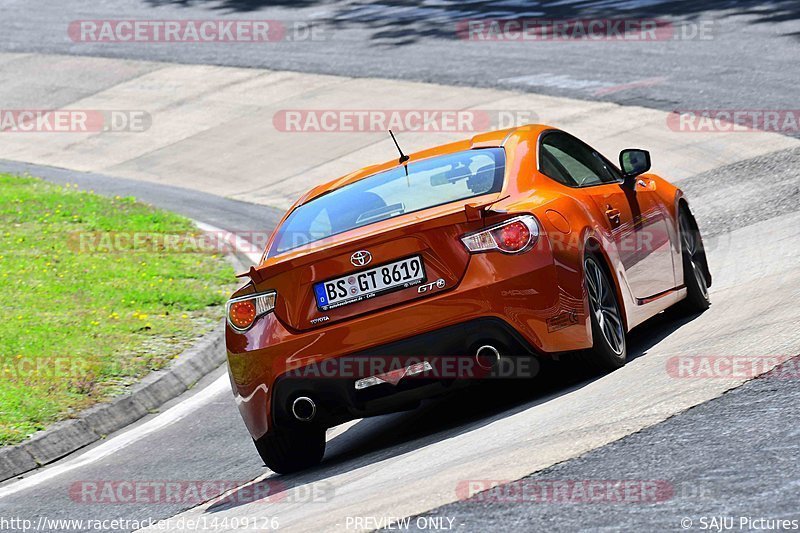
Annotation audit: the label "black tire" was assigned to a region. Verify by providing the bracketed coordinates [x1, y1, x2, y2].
[573, 254, 627, 373]
[253, 427, 325, 474]
[674, 206, 711, 315]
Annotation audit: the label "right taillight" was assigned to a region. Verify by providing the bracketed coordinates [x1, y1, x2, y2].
[460, 215, 539, 254]
[226, 291, 276, 332]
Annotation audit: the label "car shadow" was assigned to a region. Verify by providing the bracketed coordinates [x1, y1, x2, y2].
[205, 307, 700, 514]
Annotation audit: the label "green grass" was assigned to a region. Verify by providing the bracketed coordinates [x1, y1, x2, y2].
[0, 174, 236, 445]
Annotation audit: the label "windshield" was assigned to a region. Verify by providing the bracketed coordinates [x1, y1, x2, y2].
[268, 148, 506, 256]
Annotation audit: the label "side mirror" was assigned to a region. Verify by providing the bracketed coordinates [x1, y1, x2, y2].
[619, 149, 651, 186]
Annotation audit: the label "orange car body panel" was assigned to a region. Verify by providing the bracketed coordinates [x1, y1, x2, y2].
[227, 124, 688, 440]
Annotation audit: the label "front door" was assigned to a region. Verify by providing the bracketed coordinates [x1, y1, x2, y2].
[539, 132, 675, 301]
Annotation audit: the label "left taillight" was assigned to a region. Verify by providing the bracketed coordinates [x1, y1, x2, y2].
[460, 215, 539, 254]
[226, 291, 276, 332]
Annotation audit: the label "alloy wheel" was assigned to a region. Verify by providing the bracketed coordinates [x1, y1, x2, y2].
[584, 257, 625, 355]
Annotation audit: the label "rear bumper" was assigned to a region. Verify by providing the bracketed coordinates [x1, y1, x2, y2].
[270, 317, 538, 430]
[227, 248, 591, 439]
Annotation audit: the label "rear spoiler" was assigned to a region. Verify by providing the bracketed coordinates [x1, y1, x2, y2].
[464, 195, 509, 222]
[236, 254, 312, 283]
[236, 265, 264, 283]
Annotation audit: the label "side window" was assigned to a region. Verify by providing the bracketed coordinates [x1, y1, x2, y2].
[540, 148, 576, 187]
[540, 132, 620, 187]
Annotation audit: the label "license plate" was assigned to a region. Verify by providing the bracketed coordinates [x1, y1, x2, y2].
[314, 255, 426, 311]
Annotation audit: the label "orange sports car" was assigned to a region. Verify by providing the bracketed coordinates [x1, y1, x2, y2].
[225, 124, 711, 473]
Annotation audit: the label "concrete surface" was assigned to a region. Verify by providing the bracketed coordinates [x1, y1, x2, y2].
[0, 52, 797, 211]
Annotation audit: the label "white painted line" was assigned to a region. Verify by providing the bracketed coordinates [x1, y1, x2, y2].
[194, 221, 263, 265]
[0, 374, 230, 499]
[499, 73, 611, 90]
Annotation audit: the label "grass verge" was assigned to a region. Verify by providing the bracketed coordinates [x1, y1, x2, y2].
[0, 174, 235, 445]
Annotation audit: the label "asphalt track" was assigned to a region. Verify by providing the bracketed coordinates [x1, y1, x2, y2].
[0, 0, 799, 130]
[0, 1, 799, 532]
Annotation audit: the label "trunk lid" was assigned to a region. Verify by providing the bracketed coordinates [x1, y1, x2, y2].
[255, 203, 486, 331]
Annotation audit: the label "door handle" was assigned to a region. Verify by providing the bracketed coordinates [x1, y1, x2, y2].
[605, 206, 621, 225]
[636, 178, 657, 191]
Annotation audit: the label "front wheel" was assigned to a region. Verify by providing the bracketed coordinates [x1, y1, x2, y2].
[253, 427, 326, 474]
[575, 255, 627, 373]
[675, 206, 711, 315]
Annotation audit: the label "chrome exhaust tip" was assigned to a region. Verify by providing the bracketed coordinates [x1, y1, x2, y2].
[291, 396, 316, 422]
[475, 344, 501, 370]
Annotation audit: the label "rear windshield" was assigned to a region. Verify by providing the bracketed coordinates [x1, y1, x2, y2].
[268, 148, 505, 256]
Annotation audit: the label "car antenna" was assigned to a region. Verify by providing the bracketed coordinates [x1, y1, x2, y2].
[389, 129, 410, 181]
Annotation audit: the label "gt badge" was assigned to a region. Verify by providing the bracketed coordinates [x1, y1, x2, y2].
[418, 278, 446, 293]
